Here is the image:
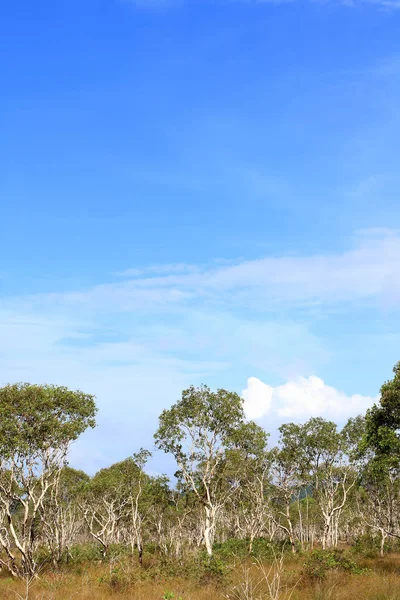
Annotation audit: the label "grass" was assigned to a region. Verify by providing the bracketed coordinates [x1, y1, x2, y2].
[0, 553, 399, 600]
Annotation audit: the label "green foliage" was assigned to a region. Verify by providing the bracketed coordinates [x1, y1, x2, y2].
[0, 383, 97, 580]
[213, 538, 291, 560]
[86, 450, 155, 511]
[68, 543, 104, 563]
[196, 552, 229, 584]
[0, 383, 97, 458]
[213, 538, 250, 559]
[279, 417, 344, 475]
[59, 466, 91, 501]
[359, 454, 400, 499]
[2, 373, 399, 587]
[125, 551, 229, 584]
[228, 421, 270, 459]
[154, 385, 268, 470]
[351, 534, 383, 558]
[155, 385, 248, 459]
[303, 550, 369, 580]
[364, 361, 400, 459]
[342, 415, 366, 461]
[90, 455, 146, 495]
[154, 386, 268, 486]
[67, 543, 132, 565]
[154, 385, 268, 557]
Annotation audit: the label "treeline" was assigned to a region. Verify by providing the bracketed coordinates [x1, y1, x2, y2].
[1, 363, 400, 579]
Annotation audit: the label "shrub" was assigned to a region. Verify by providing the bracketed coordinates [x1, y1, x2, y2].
[67, 543, 104, 564]
[197, 552, 230, 584]
[213, 538, 292, 560]
[352, 534, 383, 558]
[303, 549, 369, 581]
[213, 538, 249, 559]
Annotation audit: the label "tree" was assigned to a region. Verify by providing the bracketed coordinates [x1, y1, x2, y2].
[154, 385, 268, 556]
[83, 450, 152, 564]
[270, 443, 302, 553]
[278, 418, 356, 549]
[126, 449, 152, 565]
[364, 361, 400, 459]
[230, 450, 274, 553]
[0, 383, 97, 578]
[359, 362, 400, 551]
[358, 456, 400, 555]
[83, 458, 136, 558]
[41, 466, 90, 567]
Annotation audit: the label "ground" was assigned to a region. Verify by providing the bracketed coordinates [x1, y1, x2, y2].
[1, 553, 400, 600]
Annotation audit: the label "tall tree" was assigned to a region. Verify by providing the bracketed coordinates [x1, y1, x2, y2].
[41, 466, 90, 567]
[359, 362, 400, 550]
[364, 361, 400, 458]
[278, 417, 356, 549]
[154, 385, 268, 556]
[358, 456, 400, 555]
[0, 383, 97, 578]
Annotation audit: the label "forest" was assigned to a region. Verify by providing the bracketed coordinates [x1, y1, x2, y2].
[1, 363, 400, 600]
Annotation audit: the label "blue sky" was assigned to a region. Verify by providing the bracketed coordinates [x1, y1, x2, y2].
[1, 0, 400, 475]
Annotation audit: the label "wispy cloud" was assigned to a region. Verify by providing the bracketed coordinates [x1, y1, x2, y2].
[115, 263, 200, 278]
[122, 0, 181, 8]
[14, 228, 400, 314]
[124, 0, 400, 9]
[359, 0, 400, 8]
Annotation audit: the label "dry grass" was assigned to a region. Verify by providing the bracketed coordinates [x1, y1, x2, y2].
[0, 554, 399, 600]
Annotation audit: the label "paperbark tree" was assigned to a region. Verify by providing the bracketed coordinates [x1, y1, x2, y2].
[364, 361, 400, 459]
[0, 383, 96, 578]
[270, 445, 302, 554]
[358, 457, 400, 555]
[278, 418, 356, 549]
[229, 450, 273, 553]
[154, 385, 268, 556]
[40, 467, 89, 567]
[127, 449, 151, 566]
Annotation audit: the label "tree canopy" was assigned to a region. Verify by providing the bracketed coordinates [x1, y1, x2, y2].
[0, 383, 97, 458]
[364, 361, 400, 459]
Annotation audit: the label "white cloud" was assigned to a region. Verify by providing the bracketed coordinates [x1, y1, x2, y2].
[243, 377, 273, 419]
[242, 375, 377, 422]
